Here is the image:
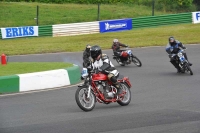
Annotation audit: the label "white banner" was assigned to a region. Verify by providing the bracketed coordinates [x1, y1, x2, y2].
[1, 26, 38, 39]
[192, 11, 200, 24]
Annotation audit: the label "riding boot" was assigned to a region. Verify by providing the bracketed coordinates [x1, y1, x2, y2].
[114, 52, 122, 65]
[114, 83, 123, 96]
[109, 75, 123, 97]
[118, 59, 123, 65]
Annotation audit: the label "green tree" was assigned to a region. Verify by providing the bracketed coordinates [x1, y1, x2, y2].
[193, 0, 200, 10]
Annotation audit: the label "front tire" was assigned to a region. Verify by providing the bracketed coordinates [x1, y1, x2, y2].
[75, 87, 96, 112]
[117, 83, 131, 106]
[186, 63, 193, 75]
[131, 55, 142, 67]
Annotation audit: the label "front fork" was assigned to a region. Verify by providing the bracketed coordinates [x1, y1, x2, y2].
[87, 78, 92, 98]
[87, 85, 91, 98]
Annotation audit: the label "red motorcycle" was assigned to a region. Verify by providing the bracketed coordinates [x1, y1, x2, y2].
[75, 68, 132, 112]
[113, 47, 142, 67]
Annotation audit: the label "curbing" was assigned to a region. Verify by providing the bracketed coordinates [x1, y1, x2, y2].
[0, 65, 81, 94]
[66, 65, 81, 85]
[0, 75, 19, 93]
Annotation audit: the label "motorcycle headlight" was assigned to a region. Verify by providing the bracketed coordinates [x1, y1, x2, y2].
[177, 52, 183, 57]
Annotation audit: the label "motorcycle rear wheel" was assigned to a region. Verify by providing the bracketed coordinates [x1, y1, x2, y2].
[75, 87, 96, 112]
[117, 83, 131, 106]
[131, 55, 142, 67]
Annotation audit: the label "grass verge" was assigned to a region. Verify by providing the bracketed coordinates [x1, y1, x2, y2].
[0, 23, 200, 55]
[0, 2, 172, 27]
[0, 62, 73, 76]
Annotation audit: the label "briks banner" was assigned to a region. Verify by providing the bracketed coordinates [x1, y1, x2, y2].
[192, 11, 200, 24]
[99, 19, 132, 33]
[1, 26, 38, 39]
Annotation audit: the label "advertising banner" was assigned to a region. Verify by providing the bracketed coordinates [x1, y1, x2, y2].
[99, 19, 132, 33]
[192, 11, 200, 24]
[1, 26, 38, 39]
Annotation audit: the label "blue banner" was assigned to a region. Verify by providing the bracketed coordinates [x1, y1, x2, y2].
[99, 19, 132, 33]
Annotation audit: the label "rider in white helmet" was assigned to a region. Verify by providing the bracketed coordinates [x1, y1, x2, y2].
[111, 39, 128, 64]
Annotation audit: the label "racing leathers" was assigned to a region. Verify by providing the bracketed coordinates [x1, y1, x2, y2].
[91, 54, 122, 96]
[112, 42, 127, 57]
[112, 42, 128, 64]
[165, 40, 191, 72]
[83, 46, 91, 68]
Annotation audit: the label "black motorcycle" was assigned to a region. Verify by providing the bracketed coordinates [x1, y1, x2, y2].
[171, 49, 193, 75]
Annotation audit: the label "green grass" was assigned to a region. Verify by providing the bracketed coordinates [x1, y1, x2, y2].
[0, 2, 174, 27]
[0, 62, 73, 76]
[0, 2, 199, 77]
[0, 23, 200, 55]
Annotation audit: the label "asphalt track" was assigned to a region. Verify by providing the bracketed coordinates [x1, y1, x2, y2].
[0, 45, 200, 133]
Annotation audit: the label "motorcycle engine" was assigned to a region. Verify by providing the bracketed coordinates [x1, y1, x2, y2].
[95, 81, 104, 93]
[95, 81, 114, 99]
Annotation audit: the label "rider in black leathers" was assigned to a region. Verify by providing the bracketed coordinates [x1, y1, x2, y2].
[166, 36, 192, 73]
[111, 39, 128, 64]
[83, 44, 91, 68]
[80, 45, 91, 86]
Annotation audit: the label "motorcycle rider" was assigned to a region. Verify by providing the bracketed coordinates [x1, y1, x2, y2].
[111, 39, 129, 64]
[166, 36, 192, 73]
[80, 44, 92, 87]
[83, 44, 91, 68]
[90, 45, 123, 97]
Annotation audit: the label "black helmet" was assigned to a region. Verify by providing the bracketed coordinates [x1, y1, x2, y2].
[90, 45, 102, 60]
[169, 36, 175, 45]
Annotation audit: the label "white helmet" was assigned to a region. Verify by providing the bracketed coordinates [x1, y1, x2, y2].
[113, 39, 118, 43]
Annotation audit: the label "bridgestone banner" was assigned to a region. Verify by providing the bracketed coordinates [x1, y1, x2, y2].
[192, 11, 200, 24]
[1, 26, 38, 39]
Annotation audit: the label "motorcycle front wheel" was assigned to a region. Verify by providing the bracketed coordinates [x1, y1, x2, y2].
[131, 54, 142, 67]
[117, 83, 131, 106]
[186, 63, 193, 75]
[75, 87, 96, 112]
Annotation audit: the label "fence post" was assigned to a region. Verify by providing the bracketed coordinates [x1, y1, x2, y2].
[152, 0, 155, 16]
[37, 5, 39, 25]
[97, 3, 100, 21]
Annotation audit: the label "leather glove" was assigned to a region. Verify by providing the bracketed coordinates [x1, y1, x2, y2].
[169, 54, 175, 59]
[87, 65, 92, 71]
[182, 46, 186, 49]
[95, 68, 102, 74]
[95, 69, 99, 74]
[81, 76, 84, 80]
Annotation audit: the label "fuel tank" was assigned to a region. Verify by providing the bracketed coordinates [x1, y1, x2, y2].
[92, 73, 108, 81]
